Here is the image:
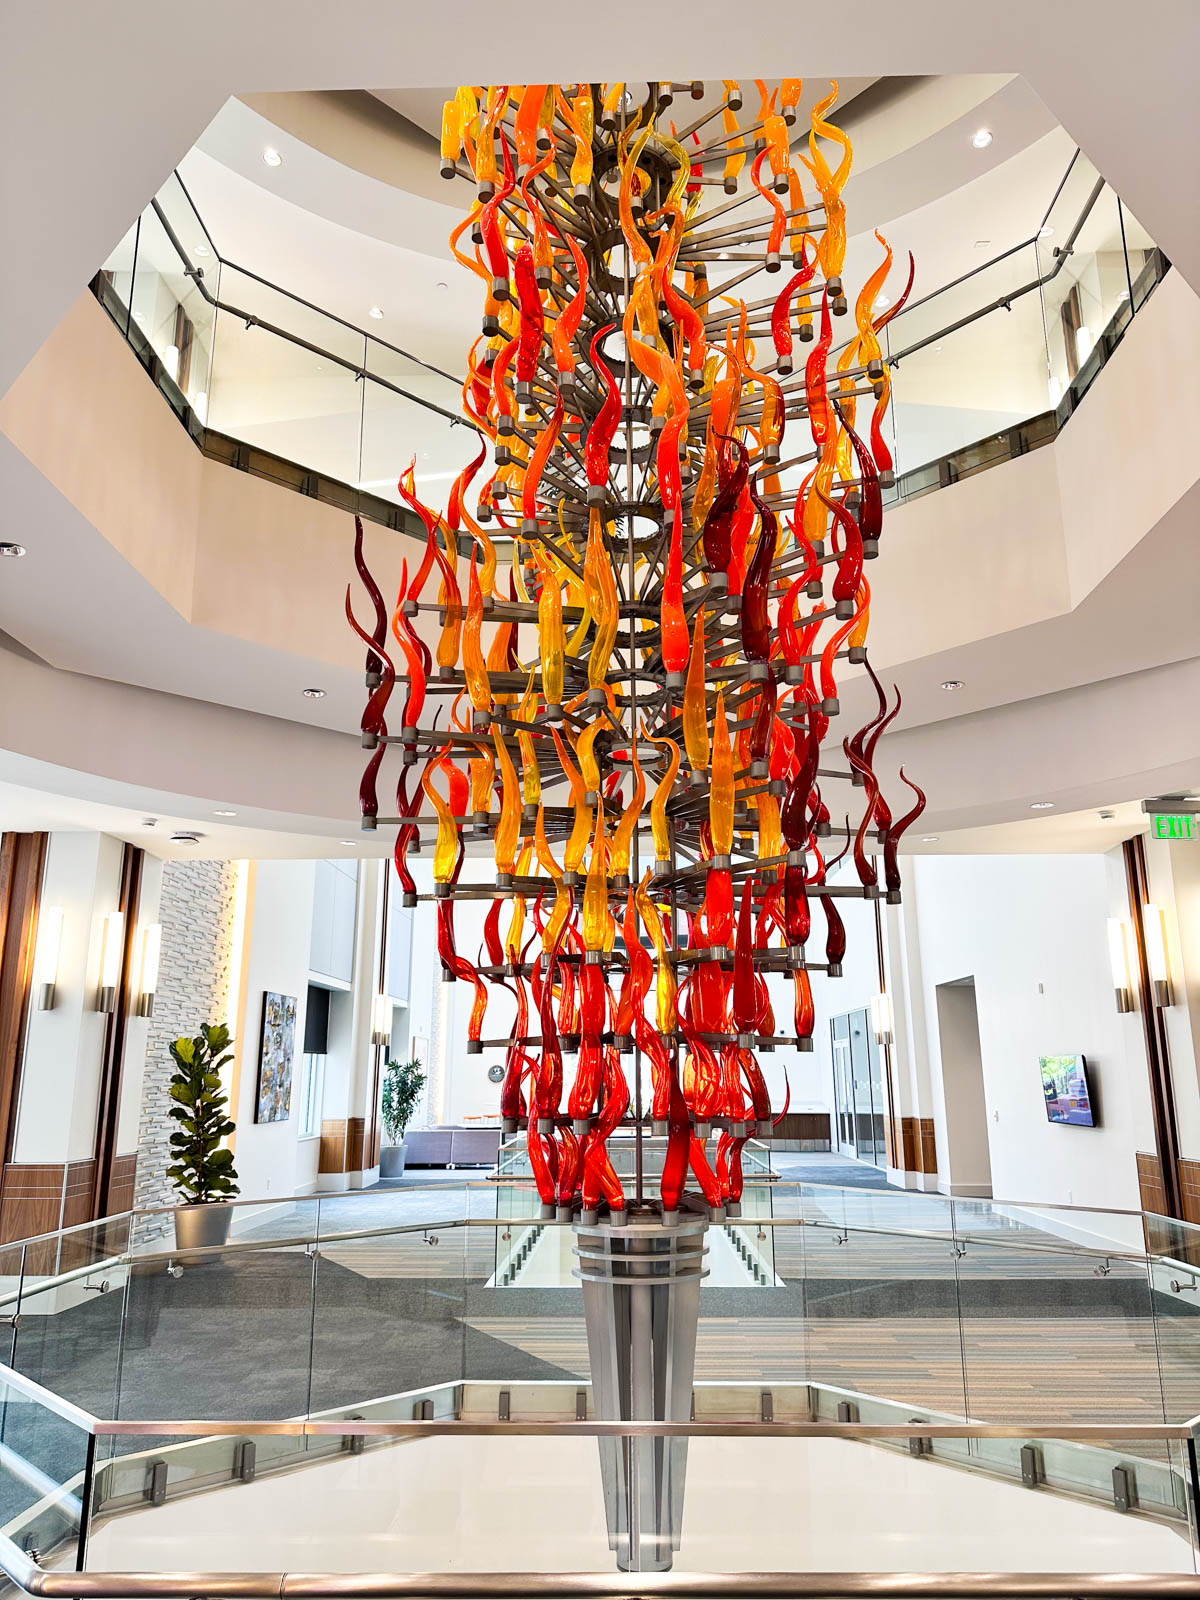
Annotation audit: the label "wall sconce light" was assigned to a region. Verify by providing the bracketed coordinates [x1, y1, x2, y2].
[97, 910, 124, 1014]
[871, 991, 893, 1046]
[372, 993, 392, 1047]
[1144, 903, 1174, 1008]
[33, 905, 64, 1011]
[137, 924, 162, 1018]
[1106, 917, 1134, 1013]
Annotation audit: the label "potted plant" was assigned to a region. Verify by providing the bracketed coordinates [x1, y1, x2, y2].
[167, 1023, 240, 1250]
[380, 1056, 425, 1178]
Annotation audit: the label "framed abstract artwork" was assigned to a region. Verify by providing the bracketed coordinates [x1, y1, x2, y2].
[255, 991, 297, 1124]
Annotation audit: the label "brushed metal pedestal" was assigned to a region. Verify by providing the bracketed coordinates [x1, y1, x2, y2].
[574, 1214, 708, 1572]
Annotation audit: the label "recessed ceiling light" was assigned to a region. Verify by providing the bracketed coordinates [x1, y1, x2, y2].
[195, 243, 210, 258]
[133, 311, 146, 324]
[933, 344, 943, 353]
[302, 687, 327, 699]
[940, 679, 965, 691]
[0, 542, 26, 558]
[262, 147, 282, 167]
[436, 281, 448, 290]
[170, 830, 203, 844]
[1037, 224, 1054, 240]
[368, 306, 384, 320]
[876, 293, 891, 309]
[921, 835, 939, 843]
[214, 809, 237, 817]
[1030, 801, 1055, 810]
[340, 840, 356, 847]
[971, 128, 993, 149]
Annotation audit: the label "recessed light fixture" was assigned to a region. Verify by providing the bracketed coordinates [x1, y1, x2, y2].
[302, 687, 327, 699]
[436, 280, 448, 290]
[195, 243, 211, 258]
[1030, 801, 1055, 810]
[0, 542, 27, 558]
[971, 128, 993, 149]
[340, 840, 356, 847]
[1037, 224, 1054, 240]
[940, 679, 965, 691]
[933, 344, 943, 353]
[368, 306, 384, 320]
[262, 147, 282, 167]
[214, 809, 237, 817]
[170, 830, 203, 844]
[921, 835, 940, 843]
[876, 293, 890, 309]
[973, 239, 991, 250]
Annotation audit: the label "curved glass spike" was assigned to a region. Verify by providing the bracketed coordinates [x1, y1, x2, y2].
[643, 726, 681, 864]
[682, 607, 710, 777]
[610, 741, 645, 881]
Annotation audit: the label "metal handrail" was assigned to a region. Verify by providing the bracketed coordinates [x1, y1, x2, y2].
[4, 1541, 1200, 1600]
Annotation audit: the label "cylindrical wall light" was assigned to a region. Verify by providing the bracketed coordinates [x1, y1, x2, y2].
[97, 910, 124, 1014]
[137, 923, 162, 1017]
[33, 905, 64, 1011]
[372, 992, 392, 1047]
[1106, 917, 1134, 1013]
[871, 990, 893, 1046]
[1144, 903, 1174, 1008]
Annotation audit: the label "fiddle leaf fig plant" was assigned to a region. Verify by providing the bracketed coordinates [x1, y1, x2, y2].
[381, 1056, 425, 1146]
[166, 1024, 240, 1205]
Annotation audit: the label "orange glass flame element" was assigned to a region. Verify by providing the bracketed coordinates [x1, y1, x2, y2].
[516, 671, 541, 809]
[552, 727, 593, 876]
[683, 607, 710, 776]
[582, 801, 608, 952]
[492, 730, 522, 875]
[462, 550, 490, 714]
[643, 726, 681, 863]
[533, 547, 565, 708]
[583, 506, 619, 692]
[709, 691, 735, 857]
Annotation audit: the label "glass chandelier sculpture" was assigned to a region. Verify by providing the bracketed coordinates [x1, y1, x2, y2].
[350, 79, 927, 1227]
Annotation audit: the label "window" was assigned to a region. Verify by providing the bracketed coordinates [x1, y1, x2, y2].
[299, 1051, 325, 1139]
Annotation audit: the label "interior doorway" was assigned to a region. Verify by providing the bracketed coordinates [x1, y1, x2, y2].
[933, 977, 993, 1198]
[831, 1008, 887, 1168]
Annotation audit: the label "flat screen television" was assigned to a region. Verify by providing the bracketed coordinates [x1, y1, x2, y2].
[1040, 1054, 1096, 1127]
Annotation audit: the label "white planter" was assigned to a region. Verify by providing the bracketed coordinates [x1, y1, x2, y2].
[173, 1202, 233, 1251]
[379, 1142, 409, 1179]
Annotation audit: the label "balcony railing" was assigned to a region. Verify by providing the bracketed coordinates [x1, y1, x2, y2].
[89, 150, 1167, 539]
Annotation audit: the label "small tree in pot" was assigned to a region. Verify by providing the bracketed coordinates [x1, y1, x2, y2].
[167, 1024, 240, 1250]
[380, 1056, 425, 1178]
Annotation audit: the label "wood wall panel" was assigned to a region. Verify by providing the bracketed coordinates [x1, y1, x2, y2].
[899, 1116, 938, 1177]
[771, 1112, 831, 1146]
[0, 833, 47, 1166]
[319, 1117, 369, 1175]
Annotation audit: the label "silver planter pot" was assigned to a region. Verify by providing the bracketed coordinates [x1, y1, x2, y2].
[173, 1202, 233, 1252]
[379, 1142, 409, 1179]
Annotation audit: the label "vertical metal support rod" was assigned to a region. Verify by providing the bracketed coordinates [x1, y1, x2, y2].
[76, 1434, 97, 1571]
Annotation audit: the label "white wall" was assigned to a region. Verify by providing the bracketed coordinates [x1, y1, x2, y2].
[908, 853, 1146, 1210]
[932, 980, 992, 1196]
[231, 859, 319, 1198]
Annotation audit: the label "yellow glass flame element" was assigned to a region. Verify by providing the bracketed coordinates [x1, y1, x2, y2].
[493, 730, 522, 875]
[610, 740, 645, 879]
[582, 801, 608, 952]
[643, 726, 681, 863]
[463, 550, 490, 714]
[635, 871, 677, 1033]
[423, 763, 460, 885]
[534, 545, 565, 707]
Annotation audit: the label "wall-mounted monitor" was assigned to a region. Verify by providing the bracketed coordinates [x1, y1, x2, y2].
[1040, 1054, 1096, 1127]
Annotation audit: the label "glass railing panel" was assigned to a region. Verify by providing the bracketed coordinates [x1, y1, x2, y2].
[772, 1215, 969, 1414]
[206, 308, 365, 484]
[124, 198, 216, 424]
[954, 1232, 1165, 1425]
[0, 1374, 92, 1569]
[951, 1197, 1147, 1256]
[358, 338, 464, 510]
[779, 1179, 958, 1239]
[8, 1222, 129, 1422]
[1041, 180, 1137, 411]
[95, 219, 140, 336]
[111, 1222, 318, 1426]
[885, 241, 1050, 474]
[1143, 1217, 1200, 1429]
[215, 262, 368, 368]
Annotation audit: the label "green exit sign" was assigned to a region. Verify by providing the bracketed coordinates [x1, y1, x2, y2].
[1152, 813, 1197, 841]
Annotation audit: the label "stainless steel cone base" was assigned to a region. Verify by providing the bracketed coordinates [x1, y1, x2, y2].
[574, 1212, 708, 1571]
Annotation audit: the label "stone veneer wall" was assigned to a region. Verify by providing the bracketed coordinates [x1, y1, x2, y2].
[133, 859, 236, 1230]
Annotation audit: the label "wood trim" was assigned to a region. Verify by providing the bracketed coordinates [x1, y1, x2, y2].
[92, 843, 144, 1219]
[899, 1115, 938, 1177]
[0, 832, 48, 1167]
[1125, 836, 1182, 1218]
